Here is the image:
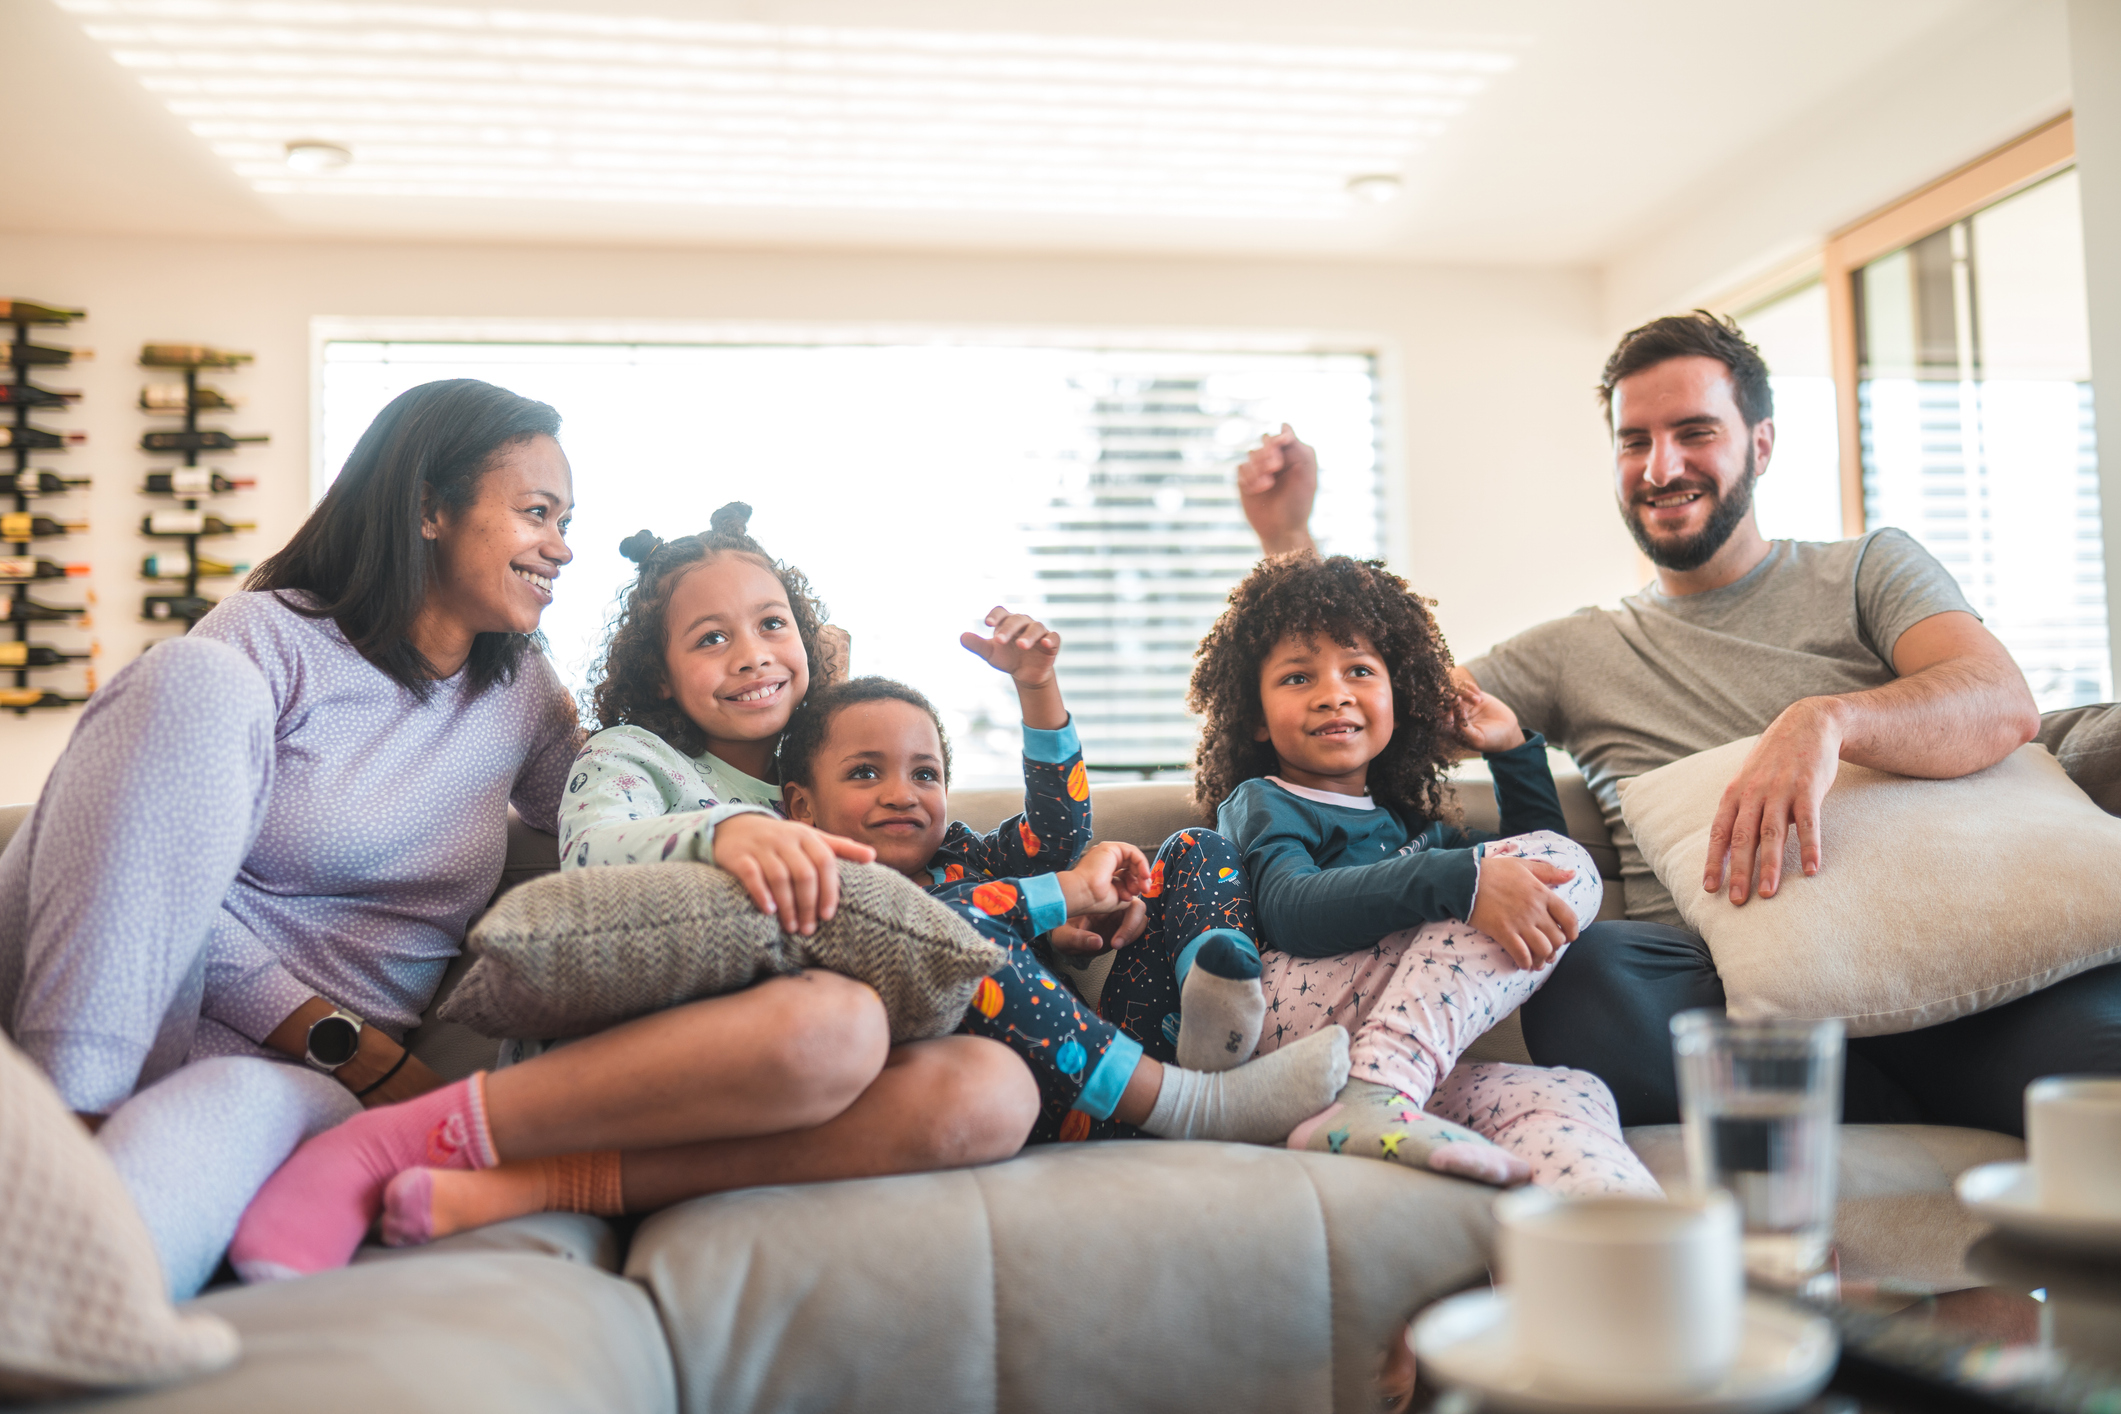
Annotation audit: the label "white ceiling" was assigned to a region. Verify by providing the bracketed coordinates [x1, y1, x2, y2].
[0, 0, 2050, 265]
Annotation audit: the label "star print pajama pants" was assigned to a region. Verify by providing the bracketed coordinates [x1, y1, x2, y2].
[1253, 830, 1660, 1195]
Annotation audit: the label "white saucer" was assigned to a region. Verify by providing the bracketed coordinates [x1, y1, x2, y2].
[1956, 1161, 2121, 1256]
[1411, 1288, 1837, 1414]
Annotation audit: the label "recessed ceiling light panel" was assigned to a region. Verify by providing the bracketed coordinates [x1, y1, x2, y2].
[59, 0, 1516, 220]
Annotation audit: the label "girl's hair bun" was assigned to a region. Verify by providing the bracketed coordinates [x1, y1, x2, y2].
[708, 502, 753, 537]
[618, 529, 663, 565]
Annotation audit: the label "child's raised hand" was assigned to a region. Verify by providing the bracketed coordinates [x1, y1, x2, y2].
[1056, 840, 1152, 919]
[1450, 672, 1527, 756]
[1049, 897, 1148, 957]
[712, 812, 877, 937]
[1467, 855, 1580, 971]
[960, 606, 1060, 690]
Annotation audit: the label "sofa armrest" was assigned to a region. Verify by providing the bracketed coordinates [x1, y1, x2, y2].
[0, 802, 28, 856]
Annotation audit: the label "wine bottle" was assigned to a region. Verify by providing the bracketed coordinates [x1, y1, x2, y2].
[11, 471, 90, 496]
[0, 642, 90, 668]
[140, 384, 238, 412]
[140, 344, 253, 369]
[144, 469, 252, 496]
[0, 300, 85, 323]
[144, 593, 215, 622]
[2, 513, 86, 540]
[0, 688, 87, 709]
[0, 428, 86, 450]
[0, 344, 89, 368]
[0, 592, 87, 622]
[142, 552, 250, 580]
[141, 511, 256, 537]
[1, 557, 90, 582]
[140, 430, 267, 453]
[0, 385, 81, 407]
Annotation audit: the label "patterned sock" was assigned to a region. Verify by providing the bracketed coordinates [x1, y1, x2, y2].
[1175, 931, 1265, 1072]
[1141, 1025, 1349, 1144]
[229, 1073, 498, 1281]
[1288, 1079, 1531, 1186]
[381, 1151, 625, 1246]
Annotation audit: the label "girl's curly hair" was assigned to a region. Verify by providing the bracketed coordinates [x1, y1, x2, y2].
[1188, 551, 1457, 822]
[584, 502, 834, 758]
[776, 676, 953, 791]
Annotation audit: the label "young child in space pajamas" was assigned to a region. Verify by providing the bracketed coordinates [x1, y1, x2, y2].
[774, 608, 1350, 1148]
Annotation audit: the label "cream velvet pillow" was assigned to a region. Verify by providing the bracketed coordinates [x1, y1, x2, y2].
[1618, 739, 2121, 1037]
[0, 1036, 239, 1399]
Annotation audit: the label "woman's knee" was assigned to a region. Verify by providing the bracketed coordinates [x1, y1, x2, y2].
[893, 1036, 1038, 1166]
[757, 970, 892, 1120]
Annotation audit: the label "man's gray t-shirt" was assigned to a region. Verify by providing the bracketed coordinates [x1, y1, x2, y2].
[1463, 530, 1975, 927]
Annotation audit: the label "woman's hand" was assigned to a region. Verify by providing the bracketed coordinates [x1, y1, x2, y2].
[960, 605, 1068, 730]
[1467, 855, 1580, 971]
[1049, 897, 1148, 957]
[1055, 840, 1152, 919]
[1449, 671, 1526, 756]
[713, 812, 877, 936]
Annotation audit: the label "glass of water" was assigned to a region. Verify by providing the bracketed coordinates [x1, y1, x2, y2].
[1671, 1011, 1844, 1288]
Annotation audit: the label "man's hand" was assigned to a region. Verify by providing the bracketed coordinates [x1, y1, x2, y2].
[1057, 840, 1152, 918]
[1704, 697, 1845, 905]
[1467, 855, 1580, 970]
[1049, 897, 1148, 957]
[1450, 674, 1526, 757]
[714, 812, 877, 935]
[1237, 423, 1318, 556]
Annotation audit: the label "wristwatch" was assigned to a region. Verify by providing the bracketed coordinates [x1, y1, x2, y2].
[303, 1008, 366, 1073]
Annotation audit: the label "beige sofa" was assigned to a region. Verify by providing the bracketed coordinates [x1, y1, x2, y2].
[12, 768, 2020, 1413]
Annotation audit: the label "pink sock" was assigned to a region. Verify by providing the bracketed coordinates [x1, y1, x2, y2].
[229, 1073, 497, 1281]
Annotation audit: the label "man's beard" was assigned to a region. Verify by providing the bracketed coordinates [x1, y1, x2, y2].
[1623, 447, 1757, 571]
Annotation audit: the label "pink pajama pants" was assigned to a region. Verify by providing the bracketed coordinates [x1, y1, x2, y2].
[1254, 830, 1659, 1196]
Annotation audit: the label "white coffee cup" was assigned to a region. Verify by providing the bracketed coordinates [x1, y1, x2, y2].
[2027, 1075, 2121, 1219]
[1495, 1187, 1744, 1398]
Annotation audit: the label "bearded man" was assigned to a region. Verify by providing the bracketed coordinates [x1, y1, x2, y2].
[1239, 312, 2121, 1135]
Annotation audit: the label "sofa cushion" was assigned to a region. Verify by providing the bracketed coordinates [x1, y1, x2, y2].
[2036, 702, 2121, 814]
[1620, 738, 2121, 1035]
[45, 1254, 676, 1414]
[1628, 1123, 2022, 1290]
[0, 1035, 238, 1401]
[441, 860, 1005, 1044]
[626, 1141, 1495, 1414]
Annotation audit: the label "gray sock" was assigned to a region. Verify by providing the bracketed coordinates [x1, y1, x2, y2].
[1142, 1025, 1350, 1144]
[98, 1055, 358, 1298]
[1175, 931, 1265, 1072]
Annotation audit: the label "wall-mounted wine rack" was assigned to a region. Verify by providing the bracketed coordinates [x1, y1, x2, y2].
[3, 299, 93, 716]
[138, 344, 261, 634]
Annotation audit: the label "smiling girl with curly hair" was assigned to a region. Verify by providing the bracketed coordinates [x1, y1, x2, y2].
[1102, 551, 1660, 1196]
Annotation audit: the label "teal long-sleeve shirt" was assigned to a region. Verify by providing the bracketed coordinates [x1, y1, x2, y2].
[1215, 733, 1567, 958]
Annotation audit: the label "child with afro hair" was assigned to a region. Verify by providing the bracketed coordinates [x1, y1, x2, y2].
[1101, 551, 1659, 1195]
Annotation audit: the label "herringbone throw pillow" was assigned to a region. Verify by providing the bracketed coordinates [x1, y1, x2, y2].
[0, 1037, 239, 1399]
[441, 860, 1006, 1044]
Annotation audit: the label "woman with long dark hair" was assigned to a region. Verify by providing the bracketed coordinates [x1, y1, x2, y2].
[0, 378, 1033, 1295]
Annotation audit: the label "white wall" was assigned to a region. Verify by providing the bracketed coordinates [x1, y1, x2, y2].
[2069, 0, 2121, 689]
[1600, 0, 2073, 331]
[0, 232, 1635, 801]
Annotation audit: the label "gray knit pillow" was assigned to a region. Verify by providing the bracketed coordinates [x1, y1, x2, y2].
[440, 861, 1006, 1044]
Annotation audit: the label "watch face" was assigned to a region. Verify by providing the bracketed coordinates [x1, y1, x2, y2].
[308, 1015, 361, 1068]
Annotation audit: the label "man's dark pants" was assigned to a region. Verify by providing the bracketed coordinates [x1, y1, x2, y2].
[1519, 920, 2121, 1136]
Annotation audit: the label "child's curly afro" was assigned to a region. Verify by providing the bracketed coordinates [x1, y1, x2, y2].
[1188, 551, 1458, 821]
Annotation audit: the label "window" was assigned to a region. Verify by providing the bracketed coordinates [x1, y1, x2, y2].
[321, 337, 1384, 785]
[1734, 281, 1843, 543]
[1854, 170, 2107, 709]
